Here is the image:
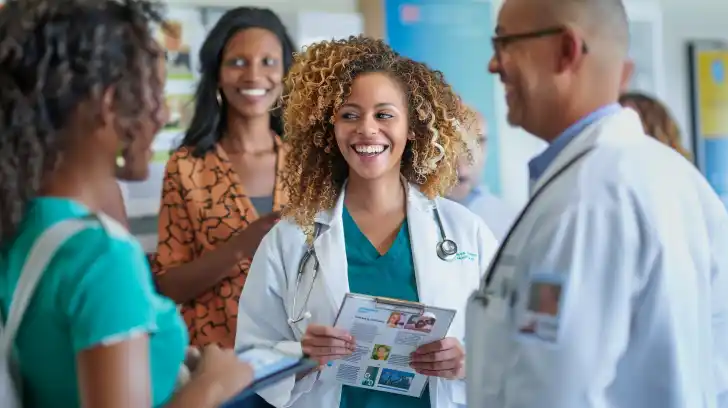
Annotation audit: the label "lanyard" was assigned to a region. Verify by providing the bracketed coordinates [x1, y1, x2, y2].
[482, 147, 596, 289]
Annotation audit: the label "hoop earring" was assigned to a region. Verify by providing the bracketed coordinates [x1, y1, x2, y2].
[269, 94, 283, 112]
[216, 90, 222, 106]
[116, 148, 126, 168]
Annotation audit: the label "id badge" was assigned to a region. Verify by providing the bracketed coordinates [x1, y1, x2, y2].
[513, 273, 566, 346]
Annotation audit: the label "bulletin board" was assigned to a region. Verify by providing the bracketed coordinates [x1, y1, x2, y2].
[687, 41, 728, 209]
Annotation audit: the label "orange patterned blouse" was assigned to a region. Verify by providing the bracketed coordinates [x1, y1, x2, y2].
[153, 137, 286, 348]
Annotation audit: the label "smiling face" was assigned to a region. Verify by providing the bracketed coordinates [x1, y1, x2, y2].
[334, 72, 410, 182]
[487, 0, 560, 132]
[218, 27, 284, 119]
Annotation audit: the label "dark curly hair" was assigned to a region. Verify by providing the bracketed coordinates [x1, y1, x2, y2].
[619, 92, 690, 159]
[181, 7, 295, 157]
[281, 35, 472, 236]
[0, 0, 164, 242]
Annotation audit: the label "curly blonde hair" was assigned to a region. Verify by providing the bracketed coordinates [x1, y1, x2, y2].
[281, 35, 472, 235]
[619, 92, 691, 159]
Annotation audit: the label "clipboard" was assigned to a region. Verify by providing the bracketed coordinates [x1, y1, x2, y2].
[333, 294, 427, 320]
[324, 292, 457, 398]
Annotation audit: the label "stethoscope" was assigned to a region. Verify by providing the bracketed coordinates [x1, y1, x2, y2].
[471, 147, 595, 306]
[287, 205, 457, 327]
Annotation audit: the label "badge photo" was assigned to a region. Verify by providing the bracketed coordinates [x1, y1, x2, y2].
[514, 273, 566, 345]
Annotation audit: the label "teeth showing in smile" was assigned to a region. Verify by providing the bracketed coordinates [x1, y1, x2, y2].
[353, 144, 387, 155]
[239, 89, 267, 96]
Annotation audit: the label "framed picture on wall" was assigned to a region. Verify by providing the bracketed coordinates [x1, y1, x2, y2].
[687, 40, 728, 209]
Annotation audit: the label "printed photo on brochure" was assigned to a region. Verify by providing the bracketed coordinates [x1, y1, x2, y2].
[320, 294, 456, 398]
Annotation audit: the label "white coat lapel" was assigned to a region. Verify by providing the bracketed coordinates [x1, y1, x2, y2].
[531, 109, 626, 195]
[404, 183, 443, 307]
[313, 188, 350, 317]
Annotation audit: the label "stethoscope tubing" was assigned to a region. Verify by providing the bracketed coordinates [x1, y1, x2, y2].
[481, 147, 596, 290]
[290, 203, 456, 324]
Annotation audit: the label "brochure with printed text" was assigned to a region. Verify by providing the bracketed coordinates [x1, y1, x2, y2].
[320, 293, 456, 398]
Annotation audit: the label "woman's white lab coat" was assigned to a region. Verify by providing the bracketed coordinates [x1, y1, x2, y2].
[236, 182, 498, 408]
[466, 108, 728, 408]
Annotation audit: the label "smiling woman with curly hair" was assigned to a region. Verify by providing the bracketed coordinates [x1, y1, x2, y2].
[280, 36, 469, 234]
[235, 35, 498, 408]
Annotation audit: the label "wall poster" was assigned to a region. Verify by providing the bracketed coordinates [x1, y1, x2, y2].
[688, 41, 728, 209]
[383, 0, 501, 195]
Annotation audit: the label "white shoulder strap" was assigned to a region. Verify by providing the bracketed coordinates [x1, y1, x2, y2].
[0, 219, 95, 355]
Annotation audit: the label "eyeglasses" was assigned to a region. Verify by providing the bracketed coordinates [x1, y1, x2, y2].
[491, 27, 589, 55]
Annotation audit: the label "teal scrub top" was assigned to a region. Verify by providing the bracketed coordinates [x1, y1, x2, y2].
[0, 198, 188, 408]
[339, 207, 431, 408]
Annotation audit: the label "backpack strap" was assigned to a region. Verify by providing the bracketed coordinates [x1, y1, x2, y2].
[0, 219, 95, 355]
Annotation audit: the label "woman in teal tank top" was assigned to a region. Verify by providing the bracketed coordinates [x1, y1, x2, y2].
[0, 1, 253, 407]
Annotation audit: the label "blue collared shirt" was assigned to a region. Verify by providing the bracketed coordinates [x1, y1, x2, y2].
[528, 104, 622, 181]
[458, 185, 519, 241]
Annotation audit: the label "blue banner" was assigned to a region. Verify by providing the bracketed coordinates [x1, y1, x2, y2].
[384, 0, 500, 194]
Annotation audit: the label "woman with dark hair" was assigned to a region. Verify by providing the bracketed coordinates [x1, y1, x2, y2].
[0, 1, 252, 407]
[153, 7, 296, 349]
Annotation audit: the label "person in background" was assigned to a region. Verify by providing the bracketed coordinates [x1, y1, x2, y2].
[153, 7, 295, 348]
[447, 106, 517, 240]
[0, 1, 253, 407]
[619, 92, 691, 159]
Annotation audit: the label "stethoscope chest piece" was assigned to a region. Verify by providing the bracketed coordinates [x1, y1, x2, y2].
[436, 238, 458, 261]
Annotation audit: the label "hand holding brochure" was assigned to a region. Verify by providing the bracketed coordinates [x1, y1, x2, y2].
[320, 293, 456, 398]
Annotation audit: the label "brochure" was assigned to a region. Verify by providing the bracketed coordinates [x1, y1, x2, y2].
[320, 293, 456, 398]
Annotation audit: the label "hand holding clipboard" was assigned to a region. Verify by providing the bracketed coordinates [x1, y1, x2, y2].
[219, 345, 318, 407]
[175, 345, 254, 406]
[300, 325, 357, 369]
[319, 293, 458, 398]
[409, 337, 465, 380]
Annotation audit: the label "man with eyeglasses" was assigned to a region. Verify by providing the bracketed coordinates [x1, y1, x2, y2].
[465, 0, 728, 407]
